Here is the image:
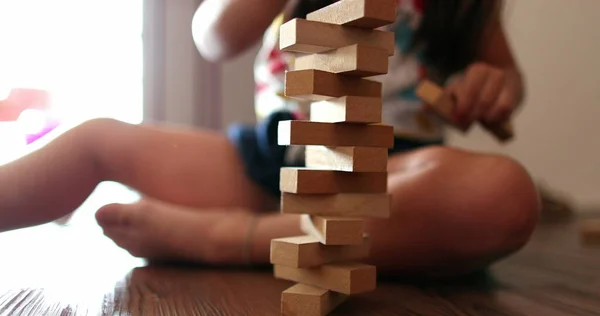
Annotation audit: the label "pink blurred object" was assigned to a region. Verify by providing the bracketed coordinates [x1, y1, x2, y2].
[0, 88, 50, 121]
[0, 87, 60, 144]
[24, 117, 60, 144]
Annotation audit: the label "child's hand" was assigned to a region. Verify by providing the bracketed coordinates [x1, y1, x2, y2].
[446, 62, 521, 128]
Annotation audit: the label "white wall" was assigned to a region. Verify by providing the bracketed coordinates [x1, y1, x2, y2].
[448, 0, 600, 209]
[220, 45, 260, 127]
[216, 0, 600, 209]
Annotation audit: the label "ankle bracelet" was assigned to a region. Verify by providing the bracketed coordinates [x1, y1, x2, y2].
[242, 214, 260, 265]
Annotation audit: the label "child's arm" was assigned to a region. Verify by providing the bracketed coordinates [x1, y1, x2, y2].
[192, 0, 293, 61]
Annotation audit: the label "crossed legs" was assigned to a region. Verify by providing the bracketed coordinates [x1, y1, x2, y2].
[0, 118, 540, 276]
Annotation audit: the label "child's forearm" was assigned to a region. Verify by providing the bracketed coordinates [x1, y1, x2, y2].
[192, 0, 291, 61]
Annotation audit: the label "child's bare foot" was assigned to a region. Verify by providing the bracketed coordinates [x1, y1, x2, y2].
[95, 199, 253, 264]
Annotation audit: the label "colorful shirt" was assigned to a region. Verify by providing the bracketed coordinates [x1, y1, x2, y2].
[254, 0, 446, 141]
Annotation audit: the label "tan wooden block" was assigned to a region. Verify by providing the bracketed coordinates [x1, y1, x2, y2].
[279, 18, 394, 55]
[281, 283, 348, 316]
[300, 216, 364, 246]
[310, 96, 382, 124]
[307, 0, 397, 29]
[480, 120, 515, 142]
[294, 44, 389, 77]
[416, 80, 514, 142]
[285, 69, 381, 101]
[280, 168, 387, 194]
[580, 219, 600, 245]
[305, 146, 388, 172]
[270, 235, 370, 268]
[415, 80, 455, 122]
[282, 192, 390, 218]
[278, 120, 394, 148]
[274, 262, 377, 295]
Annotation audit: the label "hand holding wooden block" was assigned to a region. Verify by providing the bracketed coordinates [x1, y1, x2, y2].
[416, 80, 515, 142]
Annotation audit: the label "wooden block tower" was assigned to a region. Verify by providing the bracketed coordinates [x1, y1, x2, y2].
[270, 0, 396, 315]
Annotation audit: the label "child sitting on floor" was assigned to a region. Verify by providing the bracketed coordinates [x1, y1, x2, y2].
[0, 0, 540, 277]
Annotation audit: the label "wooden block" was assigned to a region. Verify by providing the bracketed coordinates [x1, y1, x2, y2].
[307, 0, 397, 29]
[280, 18, 394, 55]
[300, 216, 364, 245]
[415, 80, 456, 124]
[274, 262, 377, 295]
[481, 120, 515, 142]
[285, 69, 381, 101]
[282, 192, 390, 218]
[294, 44, 389, 77]
[310, 96, 382, 124]
[281, 284, 348, 316]
[305, 146, 388, 172]
[280, 168, 387, 194]
[580, 219, 600, 245]
[416, 80, 514, 142]
[270, 235, 370, 268]
[278, 121, 394, 148]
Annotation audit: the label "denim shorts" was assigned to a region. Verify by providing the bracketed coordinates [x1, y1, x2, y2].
[227, 110, 443, 198]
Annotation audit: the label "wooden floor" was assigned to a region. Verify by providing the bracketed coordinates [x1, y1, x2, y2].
[1, 212, 599, 316]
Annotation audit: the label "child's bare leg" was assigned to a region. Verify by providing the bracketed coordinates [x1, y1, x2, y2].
[94, 146, 540, 276]
[0, 118, 277, 232]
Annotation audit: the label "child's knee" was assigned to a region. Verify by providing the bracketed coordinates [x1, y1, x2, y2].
[453, 155, 540, 257]
[483, 156, 540, 242]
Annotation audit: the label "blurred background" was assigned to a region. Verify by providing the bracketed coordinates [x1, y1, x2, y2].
[216, 0, 600, 212]
[0, 0, 597, 230]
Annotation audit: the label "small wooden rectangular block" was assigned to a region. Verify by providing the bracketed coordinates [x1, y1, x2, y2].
[303, 216, 364, 245]
[285, 69, 381, 101]
[580, 219, 600, 245]
[274, 262, 377, 295]
[280, 167, 387, 194]
[270, 235, 370, 268]
[305, 146, 388, 172]
[282, 192, 390, 218]
[310, 96, 382, 124]
[415, 80, 455, 122]
[280, 18, 394, 55]
[294, 44, 389, 77]
[481, 120, 515, 142]
[278, 120, 394, 148]
[307, 0, 397, 29]
[281, 283, 348, 316]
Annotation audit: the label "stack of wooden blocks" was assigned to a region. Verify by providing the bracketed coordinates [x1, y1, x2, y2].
[269, 0, 397, 315]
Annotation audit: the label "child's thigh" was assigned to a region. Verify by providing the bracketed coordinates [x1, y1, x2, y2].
[86, 118, 278, 211]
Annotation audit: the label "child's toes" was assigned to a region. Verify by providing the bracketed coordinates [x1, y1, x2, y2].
[94, 199, 210, 262]
[96, 203, 138, 228]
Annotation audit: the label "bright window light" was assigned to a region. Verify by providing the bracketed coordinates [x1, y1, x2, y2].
[0, 0, 145, 247]
[0, 0, 143, 163]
